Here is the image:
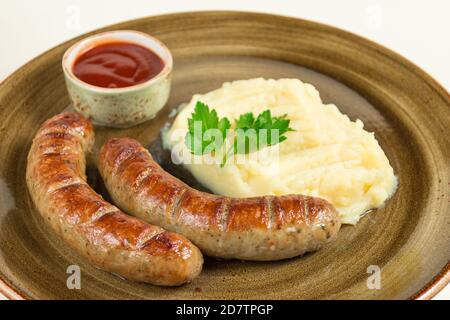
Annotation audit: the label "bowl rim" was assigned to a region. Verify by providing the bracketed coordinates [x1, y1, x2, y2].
[0, 10, 449, 300]
[62, 29, 173, 93]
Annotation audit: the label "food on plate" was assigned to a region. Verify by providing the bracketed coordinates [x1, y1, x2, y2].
[62, 30, 172, 128]
[162, 78, 398, 224]
[183, 101, 294, 167]
[26, 112, 203, 286]
[98, 137, 341, 261]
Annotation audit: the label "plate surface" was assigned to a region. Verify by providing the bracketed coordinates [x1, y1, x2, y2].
[0, 11, 448, 300]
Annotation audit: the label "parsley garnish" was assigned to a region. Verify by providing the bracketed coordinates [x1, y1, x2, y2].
[185, 101, 293, 166]
[185, 101, 231, 155]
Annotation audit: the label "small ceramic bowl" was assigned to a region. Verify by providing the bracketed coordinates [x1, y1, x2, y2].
[62, 30, 172, 128]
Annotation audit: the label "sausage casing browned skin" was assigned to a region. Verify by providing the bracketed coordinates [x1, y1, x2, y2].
[98, 137, 341, 261]
[26, 113, 203, 286]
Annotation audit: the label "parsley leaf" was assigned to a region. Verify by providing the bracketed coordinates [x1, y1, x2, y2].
[185, 101, 231, 155]
[233, 110, 293, 155]
[235, 112, 255, 130]
[184, 101, 293, 167]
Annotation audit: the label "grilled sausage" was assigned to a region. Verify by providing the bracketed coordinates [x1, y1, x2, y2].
[98, 137, 341, 261]
[26, 113, 203, 286]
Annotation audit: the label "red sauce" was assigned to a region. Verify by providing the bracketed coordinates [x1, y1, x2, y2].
[73, 41, 164, 88]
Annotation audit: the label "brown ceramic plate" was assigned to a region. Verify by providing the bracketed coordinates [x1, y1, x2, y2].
[0, 12, 449, 300]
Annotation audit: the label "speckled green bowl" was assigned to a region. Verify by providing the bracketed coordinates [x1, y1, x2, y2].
[62, 30, 172, 128]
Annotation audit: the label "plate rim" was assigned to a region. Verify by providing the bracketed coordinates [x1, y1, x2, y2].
[0, 10, 448, 300]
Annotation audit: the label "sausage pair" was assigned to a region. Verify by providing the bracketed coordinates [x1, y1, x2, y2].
[26, 113, 202, 286]
[27, 112, 341, 285]
[98, 138, 341, 261]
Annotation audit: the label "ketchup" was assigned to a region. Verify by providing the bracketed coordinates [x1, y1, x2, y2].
[73, 41, 164, 88]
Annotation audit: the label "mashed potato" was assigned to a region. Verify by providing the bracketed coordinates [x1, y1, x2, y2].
[162, 78, 397, 224]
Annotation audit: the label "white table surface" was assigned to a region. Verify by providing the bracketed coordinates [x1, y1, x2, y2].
[0, 0, 448, 300]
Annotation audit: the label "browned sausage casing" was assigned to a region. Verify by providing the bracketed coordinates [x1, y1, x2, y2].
[26, 113, 203, 286]
[98, 137, 341, 261]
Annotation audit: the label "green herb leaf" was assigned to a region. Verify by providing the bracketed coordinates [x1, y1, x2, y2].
[185, 101, 293, 167]
[235, 112, 255, 130]
[233, 109, 293, 154]
[185, 101, 231, 155]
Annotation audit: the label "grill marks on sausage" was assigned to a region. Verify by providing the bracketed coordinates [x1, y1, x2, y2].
[48, 180, 185, 257]
[265, 196, 275, 230]
[106, 139, 186, 219]
[136, 226, 165, 249]
[304, 197, 310, 227]
[33, 132, 88, 174]
[306, 197, 328, 225]
[38, 113, 94, 140]
[83, 210, 161, 252]
[139, 231, 194, 260]
[102, 138, 136, 172]
[98, 138, 197, 256]
[177, 191, 223, 231]
[129, 167, 155, 192]
[107, 139, 274, 233]
[170, 188, 187, 225]
[88, 207, 121, 225]
[227, 197, 271, 231]
[49, 183, 110, 225]
[100, 138, 329, 233]
[27, 113, 203, 284]
[140, 232, 174, 252]
[98, 137, 342, 261]
[270, 195, 307, 226]
[112, 147, 137, 174]
[218, 197, 231, 232]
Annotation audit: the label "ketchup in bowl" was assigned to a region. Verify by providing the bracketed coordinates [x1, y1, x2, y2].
[73, 41, 164, 88]
[63, 30, 172, 128]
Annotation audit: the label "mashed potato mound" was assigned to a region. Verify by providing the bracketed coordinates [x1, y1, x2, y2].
[162, 78, 397, 224]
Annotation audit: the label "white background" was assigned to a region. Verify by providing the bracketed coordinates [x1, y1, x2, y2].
[0, 0, 448, 300]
